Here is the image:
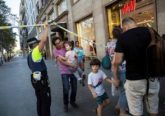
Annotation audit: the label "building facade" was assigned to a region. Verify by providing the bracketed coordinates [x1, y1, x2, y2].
[70, 0, 159, 58]
[19, 0, 38, 55]
[19, 0, 28, 55]
[20, 0, 165, 59]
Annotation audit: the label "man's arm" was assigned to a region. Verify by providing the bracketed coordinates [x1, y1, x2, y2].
[105, 78, 112, 84]
[112, 52, 124, 86]
[38, 25, 48, 52]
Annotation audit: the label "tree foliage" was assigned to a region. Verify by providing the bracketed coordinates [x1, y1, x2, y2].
[0, 0, 16, 53]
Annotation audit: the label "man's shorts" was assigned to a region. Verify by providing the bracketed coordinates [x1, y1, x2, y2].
[96, 92, 109, 105]
[124, 79, 160, 115]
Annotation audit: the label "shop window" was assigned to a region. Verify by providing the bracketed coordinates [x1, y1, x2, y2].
[106, 0, 156, 38]
[57, 0, 67, 16]
[106, 6, 121, 39]
[48, 10, 55, 21]
[121, 1, 156, 29]
[76, 17, 96, 56]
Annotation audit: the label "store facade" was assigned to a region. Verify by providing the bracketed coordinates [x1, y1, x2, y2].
[70, 0, 107, 58]
[76, 16, 96, 56]
[69, 0, 158, 58]
[105, 0, 157, 39]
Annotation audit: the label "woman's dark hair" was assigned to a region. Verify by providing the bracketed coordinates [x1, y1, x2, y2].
[75, 40, 79, 44]
[52, 36, 62, 46]
[70, 40, 74, 48]
[112, 26, 122, 39]
[90, 58, 101, 67]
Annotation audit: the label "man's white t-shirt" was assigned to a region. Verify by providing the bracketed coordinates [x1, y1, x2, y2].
[88, 70, 107, 96]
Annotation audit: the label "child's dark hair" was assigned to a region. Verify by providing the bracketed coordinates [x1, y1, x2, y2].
[65, 41, 74, 50]
[90, 58, 101, 67]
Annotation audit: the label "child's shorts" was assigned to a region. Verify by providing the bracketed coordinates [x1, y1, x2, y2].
[96, 92, 109, 105]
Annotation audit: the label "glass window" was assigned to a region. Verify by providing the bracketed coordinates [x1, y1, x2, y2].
[76, 17, 96, 56]
[48, 10, 55, 21]
[53, 5, 57, 19]
[123, 5, 155, 28]
[121, 0, 156, 29]
[57, 0, 67, 16]
[106, 6, 121, 39]
[106, 0, 156, 39]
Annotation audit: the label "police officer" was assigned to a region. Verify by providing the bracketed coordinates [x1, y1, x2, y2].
[27, 26, 51, 116]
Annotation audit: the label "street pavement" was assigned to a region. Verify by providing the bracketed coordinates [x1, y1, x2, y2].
[0, 57, 165, 116]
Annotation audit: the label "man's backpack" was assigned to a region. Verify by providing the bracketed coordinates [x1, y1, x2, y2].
[102, 52, 111, 69]
[146, 28, 165, 78]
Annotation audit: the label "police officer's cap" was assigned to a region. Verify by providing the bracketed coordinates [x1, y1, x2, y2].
[27, 37, 40, 45]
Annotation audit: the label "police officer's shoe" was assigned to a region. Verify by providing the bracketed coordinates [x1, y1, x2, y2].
[64, 105, 68, 112]
[70, 102, 79, 108]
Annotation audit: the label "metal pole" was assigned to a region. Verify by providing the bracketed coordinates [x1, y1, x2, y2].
[48, 24, 53, 60]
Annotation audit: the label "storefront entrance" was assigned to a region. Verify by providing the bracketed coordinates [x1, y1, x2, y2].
[106, 0, 156, 39]
[76, 17, 96, 56]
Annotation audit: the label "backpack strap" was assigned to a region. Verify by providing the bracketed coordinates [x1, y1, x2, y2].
[146, 28, 158, 96]
[146, 28, 155, 96]
[93, 81, 102, 89]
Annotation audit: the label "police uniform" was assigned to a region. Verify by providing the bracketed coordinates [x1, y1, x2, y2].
[27, 38, 51, 116]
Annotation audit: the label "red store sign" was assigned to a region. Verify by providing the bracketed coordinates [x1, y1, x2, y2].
[122, 0, 136, 15]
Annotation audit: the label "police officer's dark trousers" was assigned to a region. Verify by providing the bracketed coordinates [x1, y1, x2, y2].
[31, 71, 51, 116]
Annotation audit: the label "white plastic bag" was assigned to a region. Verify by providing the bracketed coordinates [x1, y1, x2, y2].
[111, 78, 119, 96]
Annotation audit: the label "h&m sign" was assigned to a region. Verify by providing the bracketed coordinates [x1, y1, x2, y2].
[122, 0, 136, 15]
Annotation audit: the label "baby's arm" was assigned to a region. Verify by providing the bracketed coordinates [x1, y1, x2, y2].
[88, 85, 97, 98]
[58, 55, 67, 61]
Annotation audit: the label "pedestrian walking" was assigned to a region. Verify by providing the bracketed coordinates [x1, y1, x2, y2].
[27, 25, 51, 116]
[109, 27, 128, 116]
[57, 41, 86, 86]
[74, 41, 85, 71]
[74, 41, 86, 85]
[88, 58, 115, 116]
[52, 36, 78, 112]
[112, 17, 160, 116]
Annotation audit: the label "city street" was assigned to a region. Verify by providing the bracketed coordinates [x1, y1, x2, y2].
[0, 57, 117, 116]
[0, 57, 165, 116]
[0, 0, 165, 115]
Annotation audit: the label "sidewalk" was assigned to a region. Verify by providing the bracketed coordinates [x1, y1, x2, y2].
[45, 59, 165, 116]
[45, 59, 118, 116]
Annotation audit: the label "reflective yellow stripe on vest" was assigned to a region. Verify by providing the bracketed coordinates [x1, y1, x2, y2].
[32, 46, 42, 62]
